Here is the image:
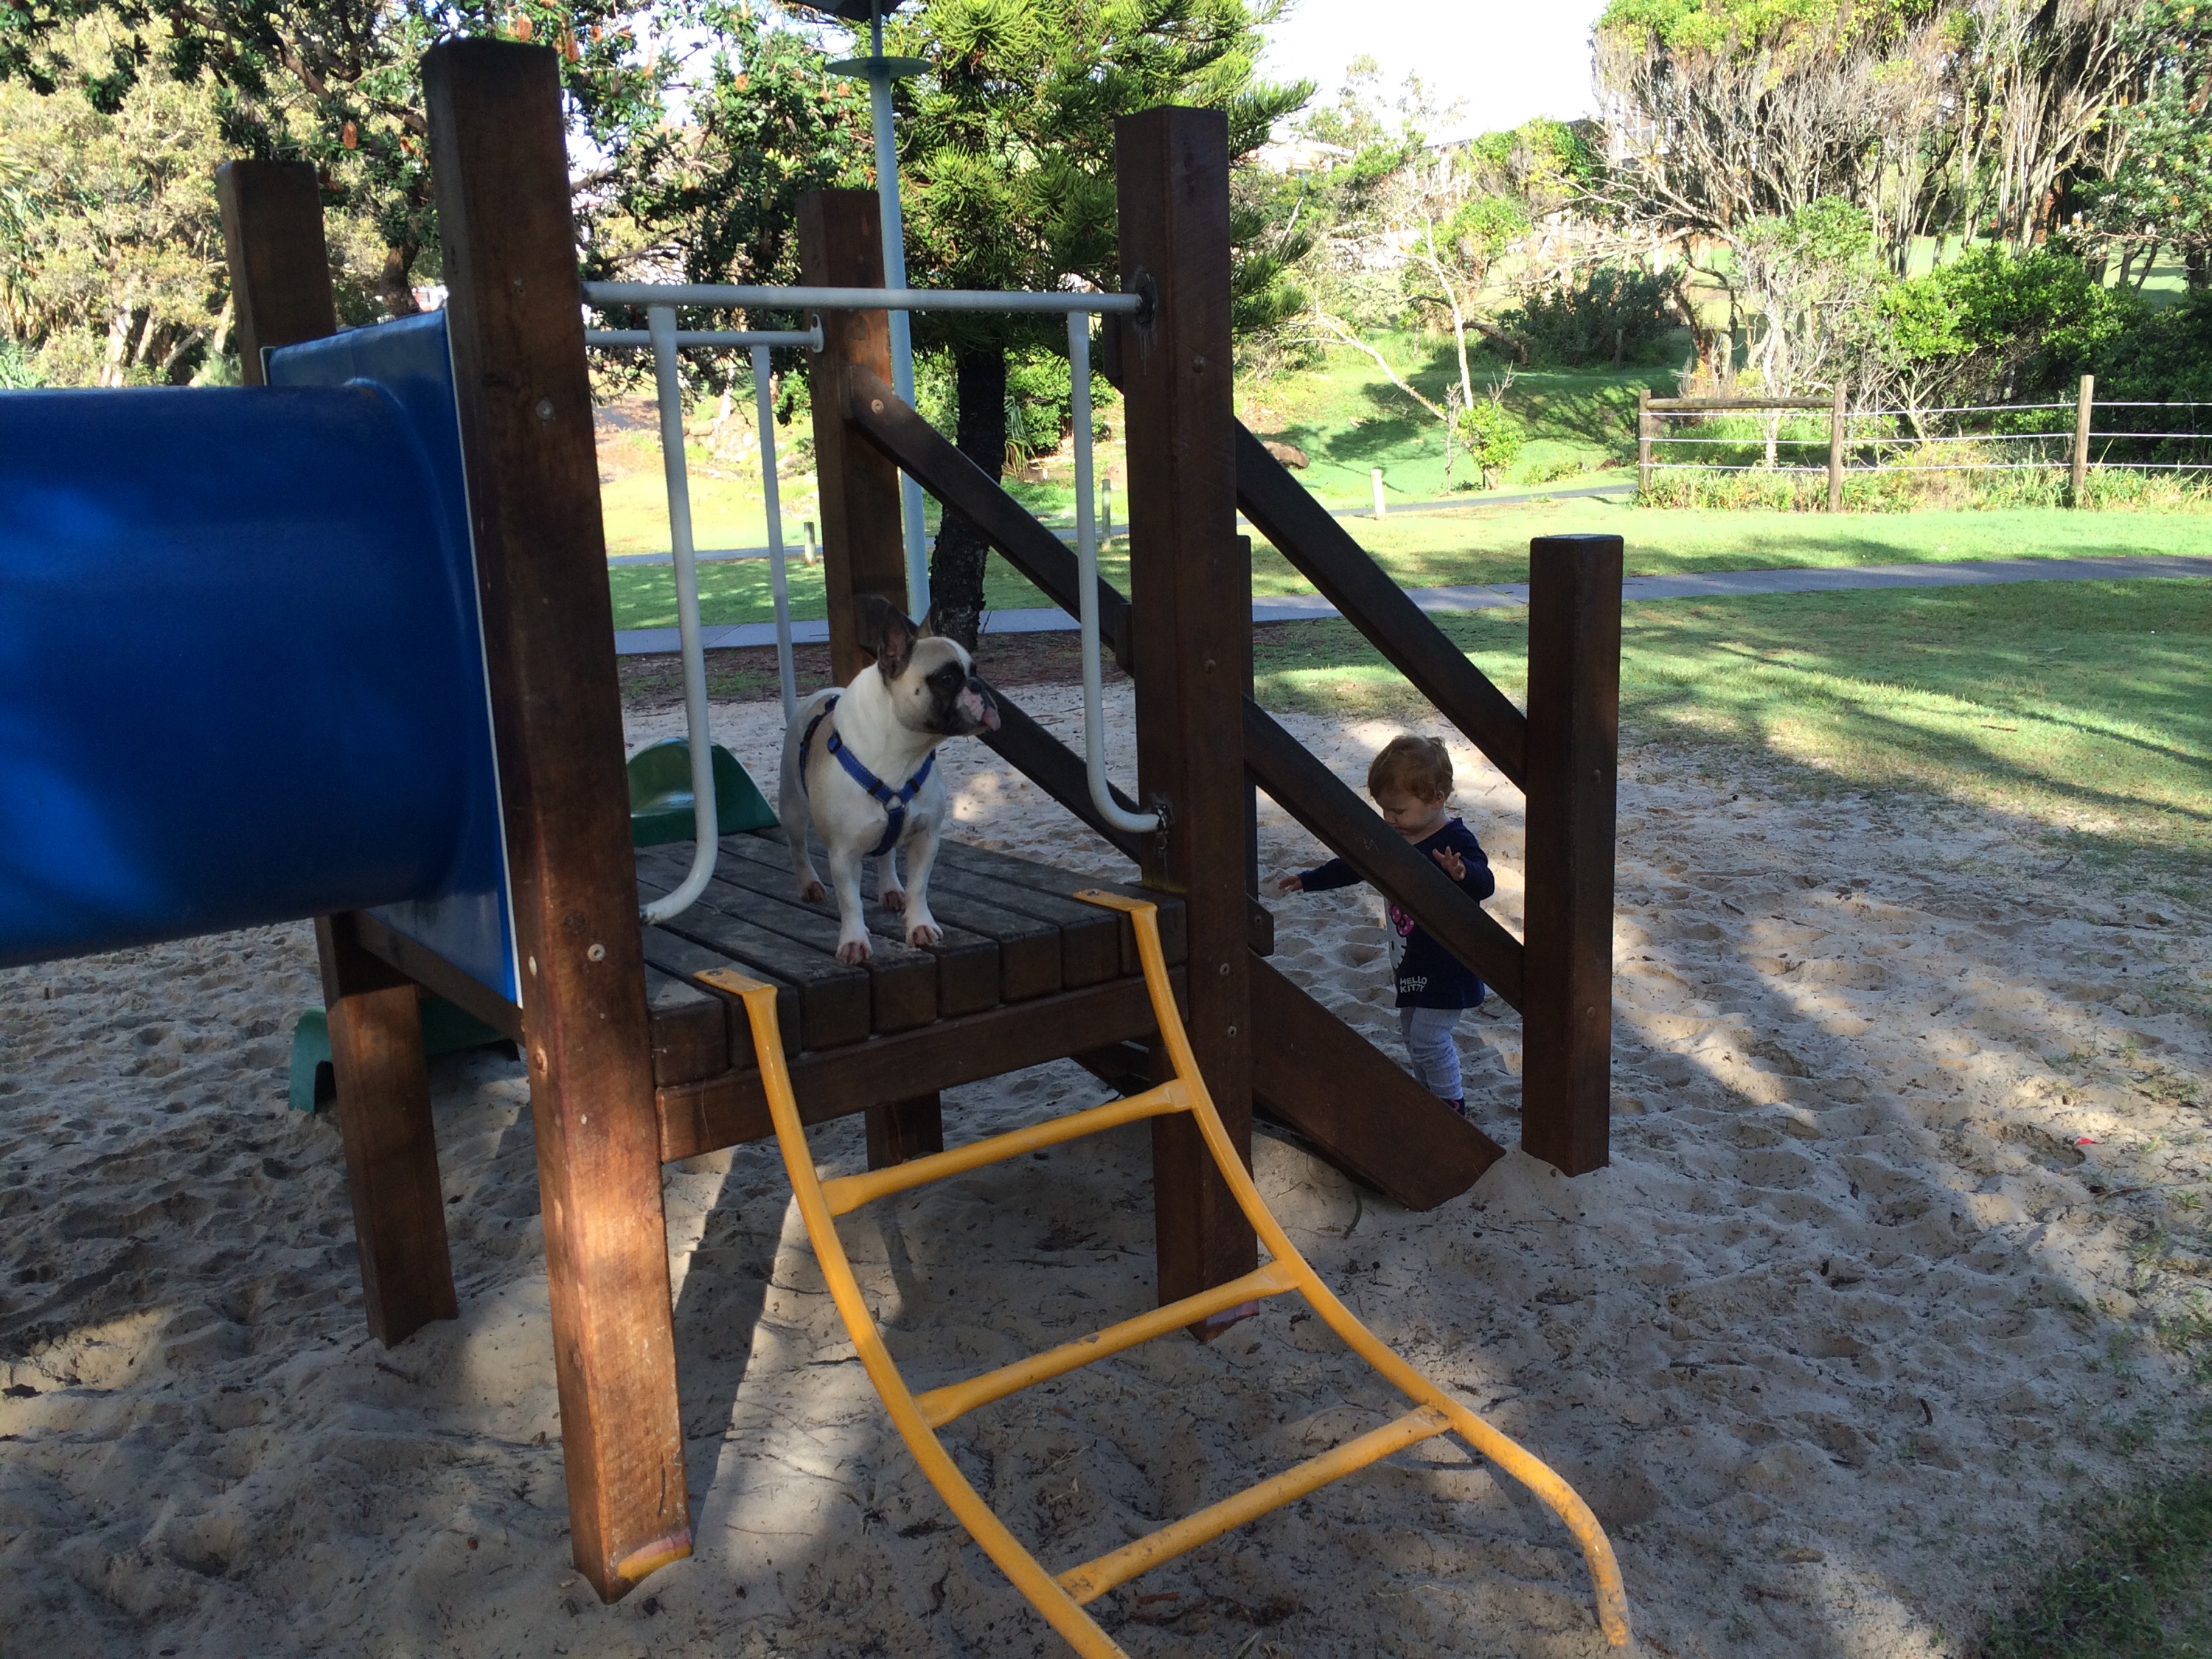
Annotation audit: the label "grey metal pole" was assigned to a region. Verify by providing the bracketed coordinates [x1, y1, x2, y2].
[867, 2, 931, 614]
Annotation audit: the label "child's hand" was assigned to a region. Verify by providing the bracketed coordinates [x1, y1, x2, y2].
[1277, 872, 1305, 893]
[1432, 846, 1466, 882]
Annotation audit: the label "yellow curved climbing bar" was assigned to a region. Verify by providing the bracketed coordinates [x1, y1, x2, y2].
[695, 891, 1632, 1655]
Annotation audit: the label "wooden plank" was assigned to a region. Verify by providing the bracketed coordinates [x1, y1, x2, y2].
[846, 366, 1133, 666]
[641, 926, 796, 1059]
[422, 38, 686, 1602]
[922, 865, 1121, 989]
[978, 689, 1148, 862]
[215, 161, 337, 386]
[1248, 957, 1501, 1208]
[961, 682, 1279, 963]
[1520, 533, 1622, 1178]
[932, 841, 1189, 974]
[1243, 696, 1525, 1008]
[658, 970, 1187, 1161]
[645, 967, 729, 1088]
[1117, 105, 1258, 1321]
[706, 835, 1006, 1013]
[637, 876, 870, 1051]
[313, 914, 459, 1346]
[1232, 422, 1528, 790]
[799, 189, 909, 676]
[352, 910, 524, 1042]
[637, 846, 937, 1033]
[1646, 396, 1826, 411]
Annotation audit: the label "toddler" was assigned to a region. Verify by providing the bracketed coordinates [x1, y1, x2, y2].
[1278, 734, 1495, 1116]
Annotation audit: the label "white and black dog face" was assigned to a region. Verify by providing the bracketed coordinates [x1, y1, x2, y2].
[865, 599, 1002, 739]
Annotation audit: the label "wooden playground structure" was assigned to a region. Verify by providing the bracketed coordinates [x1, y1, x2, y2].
[198, 38, 1627, 1646]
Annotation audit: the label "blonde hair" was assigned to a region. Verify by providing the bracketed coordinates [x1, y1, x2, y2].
[1366, 734, 1452, 802]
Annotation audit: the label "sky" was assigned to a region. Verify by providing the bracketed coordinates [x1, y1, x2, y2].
[1257, 0, 1613, 140]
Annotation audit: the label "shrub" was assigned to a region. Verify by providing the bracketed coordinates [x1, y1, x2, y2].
[1454, 397, 1527, 487]
[1505, 265, 1683, 366]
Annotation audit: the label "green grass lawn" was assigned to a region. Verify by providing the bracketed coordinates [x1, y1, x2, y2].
[1254, 578, 2212, 880]
[605, 504, 2212, 631]
[1238, 334, 1662, 509]
[1971, 1462, 2212, 1658]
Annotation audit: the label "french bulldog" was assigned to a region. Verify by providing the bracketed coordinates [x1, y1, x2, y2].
[780, 599, 1001, 963]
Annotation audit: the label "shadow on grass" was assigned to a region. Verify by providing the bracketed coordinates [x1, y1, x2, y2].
[1251, 579, 2212, 888]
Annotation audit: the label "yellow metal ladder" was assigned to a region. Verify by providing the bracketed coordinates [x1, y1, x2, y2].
[697, 891, 1633, 1655]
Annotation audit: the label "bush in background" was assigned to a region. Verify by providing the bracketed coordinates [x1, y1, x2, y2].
[1504, 265, 1683, 366]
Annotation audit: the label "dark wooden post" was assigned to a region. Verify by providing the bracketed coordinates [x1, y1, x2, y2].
[215, 156, 456, 1346]
[215, 161, 338, 386]
[1520, 533, 1623, 1176]
[1117, 107, 1258, 1319]
[422, 38, 689, 1602]
[1636, 390, 1653, 495]
[799, 187, 945, 1169]
[1827, 385, 1846, 513]
[2073, 372, 2095, 504]
[315, 916, 458, 1343]
[801, 190, 913, 681]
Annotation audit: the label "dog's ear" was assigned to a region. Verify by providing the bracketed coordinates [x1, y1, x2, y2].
[917, 605, 941, 639]
[859, 594, 919, 681]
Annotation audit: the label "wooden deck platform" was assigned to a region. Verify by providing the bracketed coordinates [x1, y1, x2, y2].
[633, 832, 1187, 1163]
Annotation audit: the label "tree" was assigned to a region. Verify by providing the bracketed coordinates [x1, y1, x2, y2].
[1595, 0, 2152, 274]
[2079, 0, 2212, 286]
[1735, 196, 1892, 401]
[877, 0, 1308, 647]
[1, 1, 672, 319]
[0, 13, 234, 384]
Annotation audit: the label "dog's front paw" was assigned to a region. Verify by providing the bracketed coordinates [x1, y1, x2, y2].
[799, 879, 826, 902]
[835, 935, 873, 965]
[905, 917, 944, 948]
[878, 885, 906, 911]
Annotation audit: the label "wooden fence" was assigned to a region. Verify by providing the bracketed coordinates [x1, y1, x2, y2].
[1637, 375, 2212, 506]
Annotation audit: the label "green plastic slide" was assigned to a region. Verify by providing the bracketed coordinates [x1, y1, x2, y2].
[626, 737, 778, 848]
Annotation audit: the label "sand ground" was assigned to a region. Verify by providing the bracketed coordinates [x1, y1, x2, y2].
[3, 684, 2208, 1658]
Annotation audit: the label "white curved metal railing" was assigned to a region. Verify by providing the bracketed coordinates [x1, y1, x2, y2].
[584, 281, 1158, 924]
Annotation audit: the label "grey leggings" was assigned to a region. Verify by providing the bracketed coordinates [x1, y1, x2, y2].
[1397, 1005, 1465, 1101]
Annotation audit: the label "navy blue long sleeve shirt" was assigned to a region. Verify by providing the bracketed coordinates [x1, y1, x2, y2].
[1295, 817, 1495, 1009]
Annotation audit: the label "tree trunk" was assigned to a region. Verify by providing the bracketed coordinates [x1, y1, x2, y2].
[380, 239, 422, 319]
[927, 341, 1006, 651]
[2188, 248, 2209, 293]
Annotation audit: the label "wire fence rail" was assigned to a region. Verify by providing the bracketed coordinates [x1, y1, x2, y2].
[1635, 377, 2212, 508]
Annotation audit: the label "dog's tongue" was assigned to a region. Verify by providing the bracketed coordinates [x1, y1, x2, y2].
[966, 686, 1002, 731]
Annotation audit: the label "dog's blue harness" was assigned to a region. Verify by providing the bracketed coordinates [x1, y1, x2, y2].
[799, 692, 936, 859]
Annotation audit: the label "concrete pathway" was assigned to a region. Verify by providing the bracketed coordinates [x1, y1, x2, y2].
[612, 552, 2212, 656]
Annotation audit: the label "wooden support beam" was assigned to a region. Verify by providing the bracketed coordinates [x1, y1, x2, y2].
[846, 366, 1133, 667]
[1242, 698, 1525, 1008]
[1251, 958, 1502, 1207]
[213, 148, 461, 1349]
[799, 190, 909, 676]
[1117, 106, 1256, 1324]
[422, 38, 688, 1602]
[978, 688, 1150, 863]
[799, 189, 942, 1162]
[352, 909, 522, 1042]
[1520, 534, 1622, 1176]
[314, 914, 459, 1343]
[658, 970, 1187, 1161]
[215, 160, 337, 386]
[1232, 423, 1528, 790]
